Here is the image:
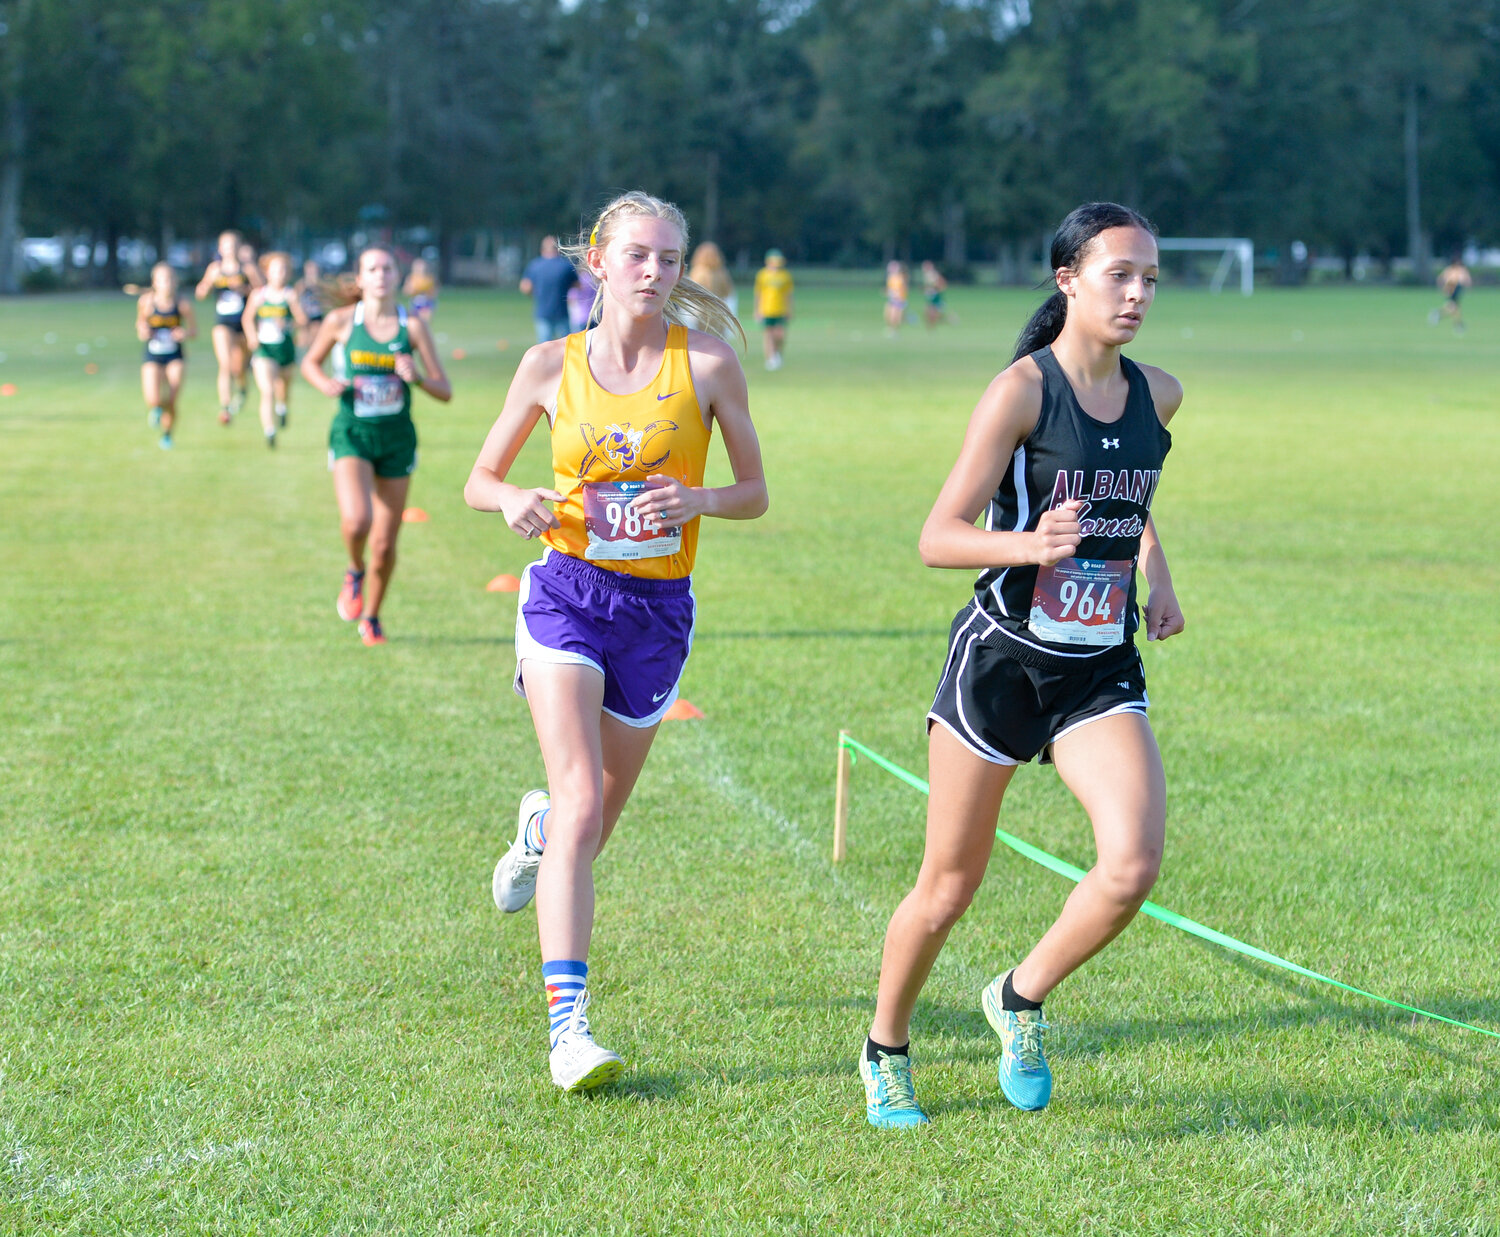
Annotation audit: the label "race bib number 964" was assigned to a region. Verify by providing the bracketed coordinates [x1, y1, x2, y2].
[1028, 557, 1132, 647]
[583, 481, 680, 562]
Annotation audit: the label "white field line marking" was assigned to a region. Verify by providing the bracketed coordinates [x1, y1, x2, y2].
[686, 729, 991, 988]
[5, 1138, 258, 1202]
[689, 728, 886, 923]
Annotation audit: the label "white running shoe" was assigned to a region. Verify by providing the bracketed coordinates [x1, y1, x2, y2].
[549, 991, 623, 1092]
[492, 789, 549, 912]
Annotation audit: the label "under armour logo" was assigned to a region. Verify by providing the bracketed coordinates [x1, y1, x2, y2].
[1102, 438, 1120, 449]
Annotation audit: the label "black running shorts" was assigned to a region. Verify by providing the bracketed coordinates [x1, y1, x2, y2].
[927, 602, 1149, 766]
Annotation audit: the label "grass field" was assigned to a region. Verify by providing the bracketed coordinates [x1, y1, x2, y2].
[2, 281, 1498, 1235]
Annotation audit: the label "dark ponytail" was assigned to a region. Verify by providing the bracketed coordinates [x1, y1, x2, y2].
[1012, 201, 1157, 363]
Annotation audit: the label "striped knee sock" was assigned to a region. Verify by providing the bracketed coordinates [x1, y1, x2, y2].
[543, 959, 587, 1047]
[524, 807, 549, 854]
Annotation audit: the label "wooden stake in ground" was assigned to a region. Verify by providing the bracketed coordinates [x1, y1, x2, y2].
[833, 730, 851, 862]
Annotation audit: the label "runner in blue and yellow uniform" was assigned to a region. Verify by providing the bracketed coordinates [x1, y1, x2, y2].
[195, 230, 262, 425]
[465, 191, 768, 1094]
[301, 246, 451, 646]
[242, 252, 307, 448]
[861, 203, 1187, 1128]
[135, 262, 197, 449]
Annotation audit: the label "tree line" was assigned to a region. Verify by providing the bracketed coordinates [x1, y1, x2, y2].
[3, 0, 1499, 290]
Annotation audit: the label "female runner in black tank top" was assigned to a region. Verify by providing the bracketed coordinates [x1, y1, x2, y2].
[195, 229, 263, 425]
[860, 204, 1186, 1125]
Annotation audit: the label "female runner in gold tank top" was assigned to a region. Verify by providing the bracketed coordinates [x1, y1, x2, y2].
[465, 192, 768, 1092]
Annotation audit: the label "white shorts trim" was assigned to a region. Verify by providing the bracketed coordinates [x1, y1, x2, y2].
[510, 552, 694, 730]
[926, 713, 1020, 767]
[512, 558, 606, 698]
[601, 577, 695, 728]
[1048, 699, 1150, 749]
[603, 689, 677, 729]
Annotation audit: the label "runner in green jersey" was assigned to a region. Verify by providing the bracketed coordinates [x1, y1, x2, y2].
[242, 252, 307, 447]
[301, 246, 452, 646]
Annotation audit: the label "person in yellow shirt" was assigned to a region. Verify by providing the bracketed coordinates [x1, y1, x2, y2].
[465, 191, 768, 1093]
[884, 260, 909, 336]
[753, 248, 794, 369]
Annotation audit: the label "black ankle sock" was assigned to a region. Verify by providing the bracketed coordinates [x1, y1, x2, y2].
[1001, 971, 1043, 1012]
[865, 1036, 910, 1064]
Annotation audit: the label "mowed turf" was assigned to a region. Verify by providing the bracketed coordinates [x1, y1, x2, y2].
[2, 281, 1497, 1235]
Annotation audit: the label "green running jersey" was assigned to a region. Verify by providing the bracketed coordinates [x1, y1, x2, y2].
[340, 302, 411, 420]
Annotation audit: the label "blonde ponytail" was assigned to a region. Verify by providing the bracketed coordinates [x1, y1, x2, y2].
[564, 191, 746, 349]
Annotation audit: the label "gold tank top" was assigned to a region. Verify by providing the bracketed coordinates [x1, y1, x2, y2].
[540, 324, 712, 580]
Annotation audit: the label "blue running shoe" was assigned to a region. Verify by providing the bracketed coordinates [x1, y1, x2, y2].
[159, 433, 173, 450]
[982, 971, 1052, 1111]
[860, 1050, 929, 1128]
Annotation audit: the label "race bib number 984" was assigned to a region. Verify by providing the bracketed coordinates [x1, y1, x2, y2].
[583, 481, 680, 562]
[1028, 557, 1132, 647]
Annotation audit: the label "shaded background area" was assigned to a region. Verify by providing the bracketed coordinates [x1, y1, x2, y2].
[4, 0, 1500, 287]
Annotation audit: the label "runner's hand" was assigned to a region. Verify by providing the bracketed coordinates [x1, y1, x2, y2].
[1144, 582, 1185, 642]
[500, 487, 563, 540]
[393, 353, 418, 383]
[1031, 500, 1083, 567]
[633, 475, 704, 528]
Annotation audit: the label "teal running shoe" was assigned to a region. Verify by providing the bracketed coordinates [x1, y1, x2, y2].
[860, 1050, 929, 1128]
[982, 972, 1052, 1111]
[159, 433, 173, 450]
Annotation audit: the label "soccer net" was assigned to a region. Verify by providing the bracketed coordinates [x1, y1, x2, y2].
[1156, 237, 1254, 295]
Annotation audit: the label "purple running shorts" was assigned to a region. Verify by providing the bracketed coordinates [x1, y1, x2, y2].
[514, 548, 696, 727]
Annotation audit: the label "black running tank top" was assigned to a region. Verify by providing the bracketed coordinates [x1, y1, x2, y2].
[974, 346, 1171, 665]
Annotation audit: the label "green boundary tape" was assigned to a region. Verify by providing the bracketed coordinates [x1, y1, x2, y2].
[839, 733, 1500, 1042]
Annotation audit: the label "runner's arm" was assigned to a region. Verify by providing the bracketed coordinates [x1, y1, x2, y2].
[401, 318, 451, 402]
[194, 264, 217, 300]
[299, 310, 350, 398]
[919, 361, 1078, 570]
[635, 337, 767, 527]
[1139, 515, 1184, 641]
[464, 343, 564, 537]
[241, 289, 261, 339]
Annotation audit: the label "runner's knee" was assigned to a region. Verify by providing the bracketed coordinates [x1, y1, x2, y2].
[543, 796, 605, 854]
[1095, 849, 1160, 905]
[914, 869, 981, 933]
